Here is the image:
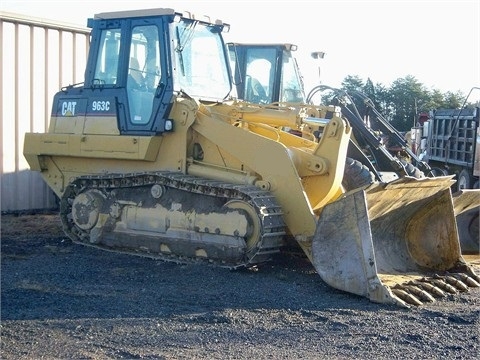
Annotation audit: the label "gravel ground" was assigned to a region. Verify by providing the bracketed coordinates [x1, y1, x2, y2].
[1, 213, 479, 360]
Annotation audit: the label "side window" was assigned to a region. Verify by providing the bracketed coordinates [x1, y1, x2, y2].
[94, 29, 121, 85]
[228, 47, 240, 98]
[280, 51, 305, 103]
[127, 25, 160, 124]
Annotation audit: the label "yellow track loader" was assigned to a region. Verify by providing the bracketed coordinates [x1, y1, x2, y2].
[24, 9, 479, 307]
[227, 42, 480, 257]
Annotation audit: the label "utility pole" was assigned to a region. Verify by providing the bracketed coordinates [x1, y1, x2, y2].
[311, 51, 326, 84]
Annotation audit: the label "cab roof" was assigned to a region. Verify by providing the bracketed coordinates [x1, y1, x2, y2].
[94, 8, 177, 20]
[93, 7, 228, 26]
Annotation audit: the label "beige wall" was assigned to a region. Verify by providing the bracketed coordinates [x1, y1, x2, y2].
[0, 12, 90, 212]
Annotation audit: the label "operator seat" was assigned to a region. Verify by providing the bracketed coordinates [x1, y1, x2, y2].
[246, 76, 268, 104]
[128, 57, 145, 89]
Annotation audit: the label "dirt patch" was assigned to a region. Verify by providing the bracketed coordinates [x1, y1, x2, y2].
[1, 213, 63, 238]
[1, 213, 479, 359]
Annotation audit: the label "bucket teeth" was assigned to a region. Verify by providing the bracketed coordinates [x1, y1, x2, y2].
[392, 287, 423, 306]
[473, 273, 480, 284]
[409, 280, 446, 298]
[423, 277, 458, 294]
[402, 271, 480, 303]
[402, 284, 436, 302]
[443, 275, 469, 292]
[448, 272, 480, 288]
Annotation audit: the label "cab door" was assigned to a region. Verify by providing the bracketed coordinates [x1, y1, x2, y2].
[86, 17, 173, 135]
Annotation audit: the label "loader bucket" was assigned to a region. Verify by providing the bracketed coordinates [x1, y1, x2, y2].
[452, 189, 480, 254]
[311, 176, 480, 307]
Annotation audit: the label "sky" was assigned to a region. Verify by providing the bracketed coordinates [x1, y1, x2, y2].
[2, 0, 480, 102]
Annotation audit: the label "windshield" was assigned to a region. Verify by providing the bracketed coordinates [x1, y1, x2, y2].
[172, 19, 231, 100]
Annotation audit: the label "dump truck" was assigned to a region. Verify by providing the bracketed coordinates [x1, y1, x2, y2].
[412, 106, 479, 253]
[413, 107, 479, 190]
[227, 42, 480, 255]
[24, 8, 479, 307]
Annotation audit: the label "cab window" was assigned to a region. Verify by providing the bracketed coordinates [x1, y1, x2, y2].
[127, 25, 160, 124]
[93, 29, 121, 85]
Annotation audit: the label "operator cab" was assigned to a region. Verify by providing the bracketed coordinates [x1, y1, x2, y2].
[51, 8, 232, 135]
[228, 43, 305, 104]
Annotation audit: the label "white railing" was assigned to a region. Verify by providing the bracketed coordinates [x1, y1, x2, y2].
[0, 11, 90, 212]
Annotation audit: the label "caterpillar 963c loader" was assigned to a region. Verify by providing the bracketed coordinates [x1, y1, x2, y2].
[24, 9, 479, 307]
[227, 42, 480, 256]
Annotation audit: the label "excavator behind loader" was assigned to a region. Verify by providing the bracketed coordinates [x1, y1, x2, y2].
[227, 42, 479, 256]
[23, 9, 478, 307]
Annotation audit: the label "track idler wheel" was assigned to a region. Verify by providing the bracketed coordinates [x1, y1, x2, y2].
[223, 200, 262, 255]
[71, 190, 105, 231]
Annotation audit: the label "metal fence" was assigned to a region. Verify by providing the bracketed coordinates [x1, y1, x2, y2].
[1, 11, 90, 212]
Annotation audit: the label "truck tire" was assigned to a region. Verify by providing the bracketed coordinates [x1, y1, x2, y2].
[426, 167, 448, 177]
[456, 207, 479, 254]
[457, 169, 472, 191]
[399, 159, 424, 179]
[343, 157, 375, 191]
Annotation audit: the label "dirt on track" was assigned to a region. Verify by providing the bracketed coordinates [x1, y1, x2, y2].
[1, 213, 479, 360]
